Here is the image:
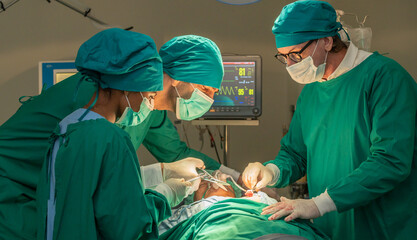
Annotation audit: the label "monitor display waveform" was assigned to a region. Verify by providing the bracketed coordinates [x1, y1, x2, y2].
[213, 61, 256, 107]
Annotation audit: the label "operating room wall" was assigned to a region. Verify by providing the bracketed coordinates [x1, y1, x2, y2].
[1, 0, 416, 187]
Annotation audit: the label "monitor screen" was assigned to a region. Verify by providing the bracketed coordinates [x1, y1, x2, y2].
[201, 55, 262, 119]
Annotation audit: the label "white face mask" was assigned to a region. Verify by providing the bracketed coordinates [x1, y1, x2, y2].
[286, 40, 328, 84]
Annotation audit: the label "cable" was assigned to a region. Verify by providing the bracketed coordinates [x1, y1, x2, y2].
[196, 125, 206, 152]
[181, 121, 190, 147]
[206, 126, 221, 164]
[0, 0, 20, 13]
[217, 126, 224, 150]
[46, 0, 133, 30]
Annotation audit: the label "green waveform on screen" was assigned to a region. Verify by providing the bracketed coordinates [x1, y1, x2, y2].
[217, 86, 236, 96]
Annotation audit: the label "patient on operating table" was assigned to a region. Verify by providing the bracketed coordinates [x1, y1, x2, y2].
[159, 170, 329, 240]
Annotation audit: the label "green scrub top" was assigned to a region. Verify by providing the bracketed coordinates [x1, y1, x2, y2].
[0, 73, 219, 239]
[159, 198, 330, 240]
[266, 53, 417, 239]
[36, 115, 170, 239]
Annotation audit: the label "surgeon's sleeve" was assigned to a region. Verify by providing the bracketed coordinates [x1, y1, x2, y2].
[264, 100, 308, 188]
[93, 135, 171, 239]
[142, 110, 221, 170]
[326, 63, 417, 212]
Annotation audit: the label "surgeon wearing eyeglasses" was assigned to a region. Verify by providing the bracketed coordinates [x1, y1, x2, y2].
[242, 1, 417, 240]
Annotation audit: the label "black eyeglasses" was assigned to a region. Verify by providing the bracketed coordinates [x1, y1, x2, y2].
[274, 40, 315, 64]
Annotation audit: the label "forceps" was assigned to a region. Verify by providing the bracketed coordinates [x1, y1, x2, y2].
[188, 168, 231, 191]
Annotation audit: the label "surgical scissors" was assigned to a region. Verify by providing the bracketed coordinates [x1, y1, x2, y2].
[224, 176, 257, 196]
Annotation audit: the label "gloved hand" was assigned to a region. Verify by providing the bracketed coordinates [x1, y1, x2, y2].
[163, 158, 205, 180]
[261, 197, 321, 221]
[242, 162, 275, 190]
[154, 178, 192, 207]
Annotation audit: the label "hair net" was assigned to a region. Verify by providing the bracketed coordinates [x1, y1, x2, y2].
[272, 0, 342, 48]
[75, 28, 163, 92]
[159, 35, 224, 89]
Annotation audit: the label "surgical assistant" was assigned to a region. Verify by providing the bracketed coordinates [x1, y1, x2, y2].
[0, 35, 230, 240]
[242, 1, 417, 240]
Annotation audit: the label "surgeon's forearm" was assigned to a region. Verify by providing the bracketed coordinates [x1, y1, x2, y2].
[140, 163, 164, 189]
[312, 190, 337, 216]
[265, 164, 280, 186]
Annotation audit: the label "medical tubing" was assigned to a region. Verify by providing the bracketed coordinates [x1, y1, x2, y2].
[197, 125, 205, 152]
[217, 126, 224, 149]
[206, 126, 221, 164]
[227, 176, 248, 193]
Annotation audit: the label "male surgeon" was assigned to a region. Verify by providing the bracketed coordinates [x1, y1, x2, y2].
[130, 35, 241, 188]
[242, 1, 417, 239]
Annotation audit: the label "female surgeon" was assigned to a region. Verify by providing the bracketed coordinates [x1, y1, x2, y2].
[0, 32, 216, 240]
[36, 28, 193, 240]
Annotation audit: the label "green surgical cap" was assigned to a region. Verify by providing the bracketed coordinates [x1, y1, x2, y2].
[75, 28, 163, 92]
[159, 35, 224, 89]
[272, 0, 342, 48]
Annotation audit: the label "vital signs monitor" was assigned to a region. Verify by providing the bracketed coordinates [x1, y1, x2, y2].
[201, 55, 262, 119]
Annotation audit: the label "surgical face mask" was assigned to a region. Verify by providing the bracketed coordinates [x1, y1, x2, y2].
[286, 40, 328, 84]
[116, 92, 154, 126]
[175, 84, 214, 121]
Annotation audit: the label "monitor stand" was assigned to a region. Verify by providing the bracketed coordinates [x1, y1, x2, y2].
[191, 119, 259, 167]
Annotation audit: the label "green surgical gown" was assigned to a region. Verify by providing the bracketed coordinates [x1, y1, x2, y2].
[266, 53, 417, 239]
[0, 73, 219, 239]
[159, 198, 330, 240]
[121, 111, 220, 170]
[36, 117, 170, 239]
